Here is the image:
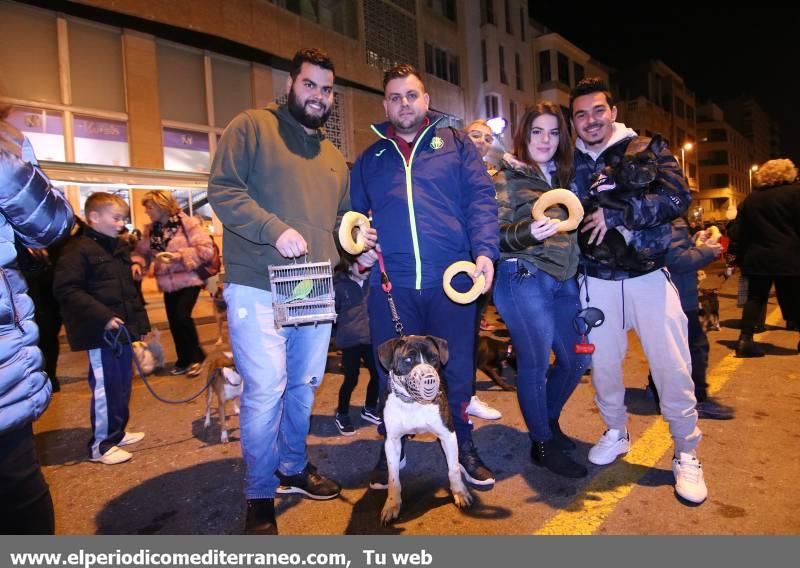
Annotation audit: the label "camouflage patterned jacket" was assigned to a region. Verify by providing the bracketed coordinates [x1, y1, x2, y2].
[495, 156, 579, 281]
[571, 124, 691, 280]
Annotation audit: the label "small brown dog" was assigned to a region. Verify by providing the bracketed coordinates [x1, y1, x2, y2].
[198, 347, 243, 443]
[476, 336, 517, 391]
[212, 287, 228, 346]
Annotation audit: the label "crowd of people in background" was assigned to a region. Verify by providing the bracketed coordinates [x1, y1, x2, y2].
[2, 46, 798, 535]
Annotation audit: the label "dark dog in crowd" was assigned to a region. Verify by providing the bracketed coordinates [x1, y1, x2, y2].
[578, 135, 667, 272]
[377, 335, 472, 524]
[699, 289, 721, 332]
[476, 335, 517, 391]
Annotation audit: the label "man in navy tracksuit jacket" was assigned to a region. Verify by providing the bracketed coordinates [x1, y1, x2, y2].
[351, 65, 499, 488]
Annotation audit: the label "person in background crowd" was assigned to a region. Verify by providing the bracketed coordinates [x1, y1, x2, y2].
[730, 158, 800, 356]
[647, 218, 735, 419]
[463, 118, 503, 421]
[131, 190, 215, 376]
[332, 250, 382, 435]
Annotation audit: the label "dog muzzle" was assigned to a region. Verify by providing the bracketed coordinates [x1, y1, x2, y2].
[395, 364, 440, 404]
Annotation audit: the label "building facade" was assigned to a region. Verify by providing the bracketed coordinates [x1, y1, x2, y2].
[695, 103, 755, 220]
[531, 32, 609, 126]
[615, 60, 698, 190]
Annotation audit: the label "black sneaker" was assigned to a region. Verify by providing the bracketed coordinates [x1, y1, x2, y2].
[335, 412, 356, 436]
[360, 406, 383, 425]
[458, 441, 495, 486]
[369, 440, 407, 490]
[275, 463, 341, 500]
[244, 498, 278, 535]
[696, 398, 735, 420]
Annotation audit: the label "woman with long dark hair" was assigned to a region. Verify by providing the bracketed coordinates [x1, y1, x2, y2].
[492, 102, 591, 477]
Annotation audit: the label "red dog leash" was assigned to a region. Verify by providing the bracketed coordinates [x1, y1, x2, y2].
[376, 249, 405, 337]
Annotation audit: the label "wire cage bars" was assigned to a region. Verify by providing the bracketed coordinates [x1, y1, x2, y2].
[268, 259, 336, 328]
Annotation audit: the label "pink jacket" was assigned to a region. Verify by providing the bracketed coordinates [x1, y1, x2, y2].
[132, 212, 215, 293]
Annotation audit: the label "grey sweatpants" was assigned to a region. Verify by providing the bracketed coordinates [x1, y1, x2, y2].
[581, 269, 702, 455]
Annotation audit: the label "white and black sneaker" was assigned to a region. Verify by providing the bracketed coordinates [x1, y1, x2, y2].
[588, 429, 631, 466]
[335, 412, 356, 436]
[458, 441, 495, 486]
[360, 406, 383, 425]
[276, 463, 341, 500]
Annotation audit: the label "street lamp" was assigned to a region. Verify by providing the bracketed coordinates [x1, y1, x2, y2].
[749, 164, 759, 192]
[680, 142, 693, 178]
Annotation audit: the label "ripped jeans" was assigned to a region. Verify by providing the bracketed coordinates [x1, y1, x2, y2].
[224, 283, 332, 499]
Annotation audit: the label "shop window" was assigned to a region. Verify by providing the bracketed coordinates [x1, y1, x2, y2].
[74, 115, 129, 166]
[163, 127, 210, 172]
[6, 106, 65, 162]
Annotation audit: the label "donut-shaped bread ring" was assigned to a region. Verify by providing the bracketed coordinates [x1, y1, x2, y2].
[443, 261, 485, 304]
[694, 225, 721, 246]
[531, 188, 584, 232]
[339, 211, 371, 255]
[706, 225, 721, 245]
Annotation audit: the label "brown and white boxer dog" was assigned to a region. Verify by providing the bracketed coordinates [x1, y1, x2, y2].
[377, 335, 472, 524]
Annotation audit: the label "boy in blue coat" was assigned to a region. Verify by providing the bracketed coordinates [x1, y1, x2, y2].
[647, 218, 735, 420]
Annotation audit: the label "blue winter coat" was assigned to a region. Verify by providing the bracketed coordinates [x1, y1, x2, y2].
[350, 116, 499, 289]
[0, 124, 74, 433]
[571, 134, 691, 280]
[665, 218, 719, 312]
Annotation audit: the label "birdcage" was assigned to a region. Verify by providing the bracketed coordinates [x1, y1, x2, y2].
[268, 259, 336, 328]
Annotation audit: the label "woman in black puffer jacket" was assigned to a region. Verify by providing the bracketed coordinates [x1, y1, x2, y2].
[0, 106, 74, 534]
[732, 159, 800, 357]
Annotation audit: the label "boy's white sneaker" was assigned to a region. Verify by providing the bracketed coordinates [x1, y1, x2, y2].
[672, 452, 708, 504]
[119, 431, 145, 447]
[90, 446, 132, 465]
[588, 429, 631, 465]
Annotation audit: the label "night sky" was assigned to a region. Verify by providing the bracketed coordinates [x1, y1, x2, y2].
[528, 2, 800, 164]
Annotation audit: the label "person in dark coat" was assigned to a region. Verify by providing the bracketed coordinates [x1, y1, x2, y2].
[332, 250, 381, 435]
[647, 218, 735, 419]
[54, 192, 150, 465]
[732, 159, 800, 356]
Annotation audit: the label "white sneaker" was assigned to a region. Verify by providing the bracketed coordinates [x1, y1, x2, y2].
[672, 452, 708, 504]
[466, 395, 502, 420]
[90, 446, 132, 465]
[588, 429, 631, 465]
[119, 431, 145, 447]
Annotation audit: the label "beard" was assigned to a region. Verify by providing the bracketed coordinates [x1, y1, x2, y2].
[288, 88, 332, 130]
[393, 111, 426, 135]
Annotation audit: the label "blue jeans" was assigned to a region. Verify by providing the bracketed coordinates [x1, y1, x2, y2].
[224, 283, 332, 499]
[493, 259, 590, 442]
